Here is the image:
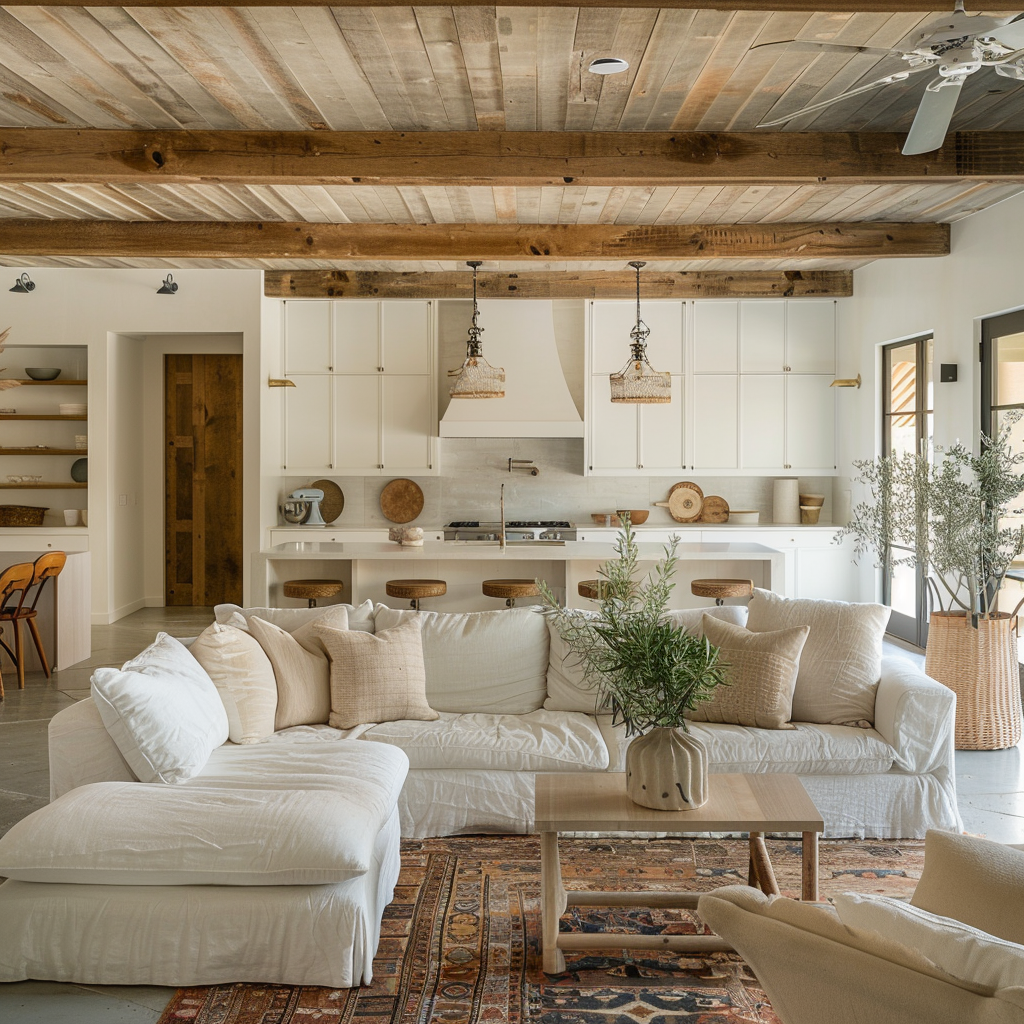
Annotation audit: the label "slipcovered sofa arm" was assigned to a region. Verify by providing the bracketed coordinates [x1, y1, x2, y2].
[48, 699, 136, 800]
[873, 656, 956, 776]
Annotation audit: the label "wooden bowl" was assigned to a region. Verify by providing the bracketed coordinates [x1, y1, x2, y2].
[800, 505, 822, 525]
[592, 513, 622, 526]
[616, 509, 649, 525]
[799, 493, 825, 507]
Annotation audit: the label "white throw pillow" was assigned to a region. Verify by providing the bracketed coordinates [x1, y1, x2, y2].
[543, 605, 747, 714]
[91, 633, 229, 784]
[373, 605, 549, 714]
[834, 892, 1024, 992]
[745, 588, 890, 727]
[215, 599, 375, 634]
[0, 781, 382, 885]
[189, 623, 278, 744]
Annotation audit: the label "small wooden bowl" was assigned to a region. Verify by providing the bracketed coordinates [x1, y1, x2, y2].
[592, 513, 622, 526]
[799, 493, 825, 507]
[616, 509, 649, 525]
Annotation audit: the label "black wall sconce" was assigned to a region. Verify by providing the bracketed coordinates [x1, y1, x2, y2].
[10, 273, 35, 293]
[940, 364, 958, 383]
[157, 274, 178, 295]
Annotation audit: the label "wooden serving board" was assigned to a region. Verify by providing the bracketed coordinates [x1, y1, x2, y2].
[654, 481, 703, 522]
[310, 479, 345, 524]
[701, 495, 730, 523]
[380, 478, 424, 524]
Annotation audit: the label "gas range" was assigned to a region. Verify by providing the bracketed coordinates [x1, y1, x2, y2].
[444, 521, 577, 543]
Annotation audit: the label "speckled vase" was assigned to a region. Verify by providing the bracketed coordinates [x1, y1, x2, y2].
[626, 727, 709, 810]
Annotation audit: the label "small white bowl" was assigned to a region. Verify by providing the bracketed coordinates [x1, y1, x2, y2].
[728, 510, 760, 525]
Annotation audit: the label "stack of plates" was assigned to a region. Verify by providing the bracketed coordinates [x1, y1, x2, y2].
[60, 403, 87, 416]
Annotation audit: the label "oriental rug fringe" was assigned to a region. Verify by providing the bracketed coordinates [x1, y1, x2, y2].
[159, 835, 925, 1024]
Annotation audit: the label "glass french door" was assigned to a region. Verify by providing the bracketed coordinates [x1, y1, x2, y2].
[882, 336, 933, 646]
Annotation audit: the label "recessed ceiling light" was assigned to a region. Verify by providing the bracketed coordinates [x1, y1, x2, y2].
[588, 57, 629, 75]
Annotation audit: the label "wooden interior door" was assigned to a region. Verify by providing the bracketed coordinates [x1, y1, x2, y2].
[165, 353, 243, 606]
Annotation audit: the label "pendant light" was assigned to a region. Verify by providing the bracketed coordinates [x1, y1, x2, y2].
[609, 261, 671, 404]
[448, 260, 505, 399]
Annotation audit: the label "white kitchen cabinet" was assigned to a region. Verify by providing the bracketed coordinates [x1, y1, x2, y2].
[588, 374, 684, 473]
[283, 300, 332, 373]
[692, 375, 739, 469]
[381, 302, 432, 374]
[739, 301, 786, 373]
[283, 375, 332, 471]
[332, 376, 380, 472]
[739, 375, 786, 469]
[739, 299, 835, 374]
[739, 374, 835, 472]
[332, 302, 381, 374]
[381, 375, 434, 473]
[589, 300, 683, 375]
[692, 301, 738, 373]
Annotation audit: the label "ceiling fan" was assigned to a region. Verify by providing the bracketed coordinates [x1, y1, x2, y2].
[753, 1, 1024, 154]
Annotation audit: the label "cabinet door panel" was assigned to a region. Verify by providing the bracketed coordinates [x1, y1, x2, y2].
[786, 374, 835, 470]
[786, 299, 836, 373]
[284, 301, 331, 374]
[639, 375, 684, 471]
[332, 302, 381, 374]
[381, 301, 431, 375]
[332, 376, 380, 471]
[589, 375, 639, 470]
[590, 300, 683, 375]
[693, 301, 738, 373]
[740, 300, 786, 372]
[381, 375, 433, 472]
[740, 375, 785, 469]
[283, 375, 332, 470]
[692, 375, 738, 469]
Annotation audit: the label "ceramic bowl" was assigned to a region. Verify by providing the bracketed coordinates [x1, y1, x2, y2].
[25, 367, 61, 381]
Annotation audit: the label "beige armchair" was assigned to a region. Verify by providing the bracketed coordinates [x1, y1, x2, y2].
[698, 832, 1024, 1024]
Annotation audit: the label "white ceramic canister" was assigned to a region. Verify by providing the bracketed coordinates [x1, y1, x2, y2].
[772, 478, 800, 525]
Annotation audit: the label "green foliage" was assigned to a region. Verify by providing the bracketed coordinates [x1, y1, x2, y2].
[538, 516, 726, 736]
[839, 411, 1024, 618]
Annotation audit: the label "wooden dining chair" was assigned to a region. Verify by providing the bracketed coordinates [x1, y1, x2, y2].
[0, 561, 36, 695]
[18, 551, 68, 680]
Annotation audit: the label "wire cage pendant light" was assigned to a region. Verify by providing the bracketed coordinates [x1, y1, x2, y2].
[448, 261, 505, 399]
[609, 261, 671, 404]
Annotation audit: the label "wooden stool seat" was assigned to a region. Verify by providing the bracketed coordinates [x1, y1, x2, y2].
[283, 578, 344, 608]
[482, 578, 540, 608]
[578, 579, 609, 601]
[690, 578, 753, 606]
[386, 578, 447, 610]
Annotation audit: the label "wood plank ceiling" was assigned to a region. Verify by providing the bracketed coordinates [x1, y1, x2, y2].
[0, 4, 1022, 279]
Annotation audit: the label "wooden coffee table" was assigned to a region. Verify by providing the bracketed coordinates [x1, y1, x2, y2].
[534, 771, 824, 973]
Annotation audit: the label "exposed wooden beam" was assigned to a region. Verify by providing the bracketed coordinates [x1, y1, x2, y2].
[0, 0, 1017, 9]
[264, 269, 854, 299]
[3, 130, 1023, 186]
[0, 221, 949, 261]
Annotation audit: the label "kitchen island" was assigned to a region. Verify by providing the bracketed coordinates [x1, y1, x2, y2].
[252, 540, 788, 611]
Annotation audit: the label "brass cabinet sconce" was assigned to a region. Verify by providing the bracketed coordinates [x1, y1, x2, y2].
[268, 378, 296, 388]
[829, 374, 862, 389]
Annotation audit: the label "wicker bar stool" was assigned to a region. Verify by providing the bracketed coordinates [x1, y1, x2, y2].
[282, 578, 344, 608]
[482, 578, 540, 609]
[690, 578, 753, 607]
[577, 579, 609, 601]
[386, 578, 447, 611]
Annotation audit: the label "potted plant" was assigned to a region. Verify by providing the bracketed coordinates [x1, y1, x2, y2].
[839, 412, 1024, 748]
[539, 517, 726, 809]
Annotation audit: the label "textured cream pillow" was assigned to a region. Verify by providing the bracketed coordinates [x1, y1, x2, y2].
[687, 615, 809, 730]
[249, 617, 331, 730]
[745, 588, 890, 727]
[912, 831, 1024, 945]
[315, 618, 438, 730]
[215, 599, 375, 633]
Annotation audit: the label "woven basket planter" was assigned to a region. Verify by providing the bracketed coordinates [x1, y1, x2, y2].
[924, 611, 1022, 750]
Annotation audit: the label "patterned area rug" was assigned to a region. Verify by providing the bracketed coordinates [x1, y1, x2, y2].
[159, 835, 925, 1024]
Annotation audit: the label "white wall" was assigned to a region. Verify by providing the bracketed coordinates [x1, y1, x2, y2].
[842, 190, 1024, 599]
[0, 269, 263, 622]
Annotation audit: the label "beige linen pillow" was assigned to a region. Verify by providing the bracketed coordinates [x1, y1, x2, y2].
[745, 588, 890, 727]
[912, 831, 1024, 945]
[687, 615, 809, 730]
[249, 616, 331, 729]
[189, 622, 278, 744]
[315, 618, 438, 730]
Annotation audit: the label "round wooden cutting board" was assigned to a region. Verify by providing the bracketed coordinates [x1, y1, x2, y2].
[701, 495, 730, 523]
[653, 480, 704, 522]
[310, 479, 345, 524]
[380, 478, 424, 524]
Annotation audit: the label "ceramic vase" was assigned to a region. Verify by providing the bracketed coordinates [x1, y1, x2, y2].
[625, 727, 709, 810]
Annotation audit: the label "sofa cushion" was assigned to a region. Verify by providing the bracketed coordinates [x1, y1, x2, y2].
[373, 606, 549, 714]
[688, 615, 808, 730]
[912, 831, 1024, 945]
[599, 717, 895, 775]
[835, 892, 1024, 993]
[544, 605, 747, 714]
[0, 779, 390, 886]
[216, 600, 376, 634]
[189, 622, 278, 744]
[91, 633, 229, 784]
[316, 618, 439, 730]
[364, 709, 609, 771]
[745, 588, 890, 727]
[249, 616, 332, 730]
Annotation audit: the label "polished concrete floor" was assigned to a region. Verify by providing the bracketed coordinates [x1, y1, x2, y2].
[1, 609, 1023, 1021]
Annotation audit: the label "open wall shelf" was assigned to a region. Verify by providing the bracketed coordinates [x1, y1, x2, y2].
[13, 380, 87, 386]
[0, 448, 88, 455]
[0, 414, 88, 421]
[0, 482, 88, 490]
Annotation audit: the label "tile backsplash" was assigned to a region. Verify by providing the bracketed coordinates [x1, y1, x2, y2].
[280, 438, 835, 530]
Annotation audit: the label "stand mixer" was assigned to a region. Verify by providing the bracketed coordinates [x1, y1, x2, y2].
[281, 488, 327, 527]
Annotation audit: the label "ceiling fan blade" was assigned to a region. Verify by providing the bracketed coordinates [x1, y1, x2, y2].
[749, 38, 902, 58]
[989, 14, 1024, 50]
[902, 76, 965, 155]
[757, 62, 936, 128]
[913, 1, 1012, 47]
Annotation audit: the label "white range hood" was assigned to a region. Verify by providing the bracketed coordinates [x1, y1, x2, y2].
[440, 300, 584, 438]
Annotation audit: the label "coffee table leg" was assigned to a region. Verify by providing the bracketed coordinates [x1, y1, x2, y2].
[540, 831, 567, 974]
[748, 832, 780, 896]
[802, 831, 819, 901]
